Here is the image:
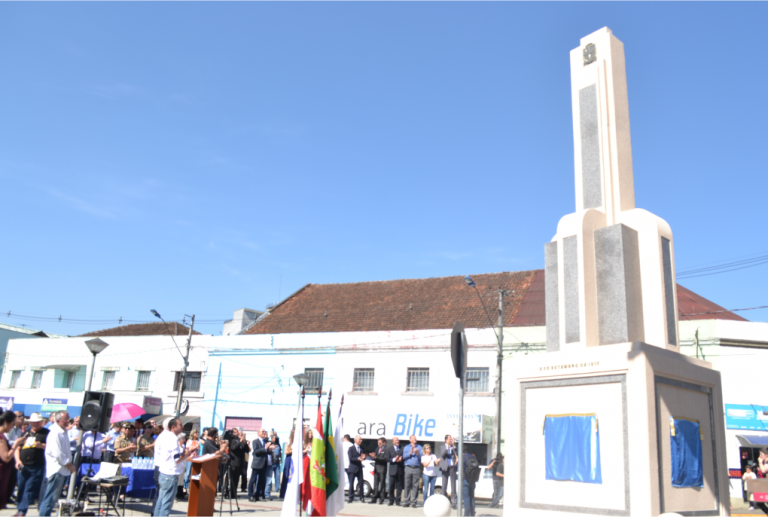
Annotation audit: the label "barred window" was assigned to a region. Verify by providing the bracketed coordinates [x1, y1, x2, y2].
[353, 369, 374, 392]
[102, 371, 115, 390]
[406, 368, 429, 392]
[66, 371, 76, 389]
[466, 367, 490, 393]
[225, 417, 262, 432]
[31, 371, 43, 389]
[174, 372, 201, 392]
[137, 371, 151, 391]
[9, 371, 21, 389]
[305, 368, 324, 394]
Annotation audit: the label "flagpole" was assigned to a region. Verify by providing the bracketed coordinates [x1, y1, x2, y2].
[299, 386, 305, 517]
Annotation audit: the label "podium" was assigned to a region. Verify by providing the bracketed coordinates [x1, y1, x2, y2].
[188, 455, 220, 517]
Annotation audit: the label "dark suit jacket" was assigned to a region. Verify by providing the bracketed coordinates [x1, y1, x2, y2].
[384, 445, 404, 476]
[439, 444, 458, 472]
[229, 437, 251, 468]
[251, 438, 269, 470]
[347, 444, 365, 474]
[372, 445, 388, 473]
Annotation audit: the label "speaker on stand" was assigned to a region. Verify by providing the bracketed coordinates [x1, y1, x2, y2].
[78, 391, 114, 479]
[79, 391, 114, 433]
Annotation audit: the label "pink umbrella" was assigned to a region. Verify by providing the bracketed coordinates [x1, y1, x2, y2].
[110, 403, 146, 423]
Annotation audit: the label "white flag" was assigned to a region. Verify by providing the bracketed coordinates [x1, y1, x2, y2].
[280, 399, 304, 517]
[327, 406, 346, 516]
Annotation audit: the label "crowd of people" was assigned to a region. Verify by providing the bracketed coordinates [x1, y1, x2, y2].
[0, 410, 504, 516]
[338, 433, 503, 516]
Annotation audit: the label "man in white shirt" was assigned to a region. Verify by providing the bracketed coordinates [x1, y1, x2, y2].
[153, 418, 193, 517]
[39, 411, 75, 516]
[81, 430, 106, 463]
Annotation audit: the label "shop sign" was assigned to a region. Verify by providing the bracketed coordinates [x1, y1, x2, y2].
[350, 411, 493, 442]
[41, 398, 67, 412]
[0, 397, 13, 411]
[725, 404, 768, 430]
[143, 396, 162, 414]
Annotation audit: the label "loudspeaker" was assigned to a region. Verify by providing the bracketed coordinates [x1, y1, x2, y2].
[79, 391, 114, 433]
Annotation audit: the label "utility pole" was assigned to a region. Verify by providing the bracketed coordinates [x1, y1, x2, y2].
[695, 328, 700, 359]
[494, 289, 505, 458]
[175, 315, 195, 418]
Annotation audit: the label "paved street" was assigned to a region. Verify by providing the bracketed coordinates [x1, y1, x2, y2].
[0, 495, 505, 517]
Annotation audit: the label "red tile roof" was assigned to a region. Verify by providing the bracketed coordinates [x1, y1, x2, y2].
[244, 271, 538, 334]
[676, 284, 747, 322]
[79, 322, 201, 337]
[244, 270, 745, 335]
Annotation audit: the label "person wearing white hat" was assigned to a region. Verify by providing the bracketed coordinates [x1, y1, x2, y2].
[13, 413, 48, 517]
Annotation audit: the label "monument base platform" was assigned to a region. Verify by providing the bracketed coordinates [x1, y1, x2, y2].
[504, 342, 729, 516]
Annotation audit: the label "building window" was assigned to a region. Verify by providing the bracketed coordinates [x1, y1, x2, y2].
[31, 371, 43, 389]
[174, 372, 202, 392]
[65, 371, 76, 389]
[305, 368, 324, 394]
[353, 368, 374, 392]
[9, 371, 21, 389]
[102, 371, 115, 390]
[466, 367, 490, 393]
[137, 371, 151, 391]
[406, 368, 429, 392]
[224, 417, 262, 432]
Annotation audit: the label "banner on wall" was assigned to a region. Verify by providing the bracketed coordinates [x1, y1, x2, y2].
[0, 397, 14, 411]
[143, 396, 162, 414]
[725, 404, 768, 430]
[41, 398, 68, 413]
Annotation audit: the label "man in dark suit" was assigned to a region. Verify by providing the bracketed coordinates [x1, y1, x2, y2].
[346, 435, 367, 503]
[385, 436, 404, 506]
[369, 437, 388, 504]
[228, 428, 251, 499]
[439, 434, 458, 507]
[249, 429, 273, 502]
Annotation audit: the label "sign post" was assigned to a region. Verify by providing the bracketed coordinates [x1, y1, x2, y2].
[451, 322, 467, 517]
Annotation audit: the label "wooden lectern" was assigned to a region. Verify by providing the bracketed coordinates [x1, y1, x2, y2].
[188, 455, 220, 517]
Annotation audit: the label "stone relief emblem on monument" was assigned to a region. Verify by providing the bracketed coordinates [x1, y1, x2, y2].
[583, 42, 596, 65]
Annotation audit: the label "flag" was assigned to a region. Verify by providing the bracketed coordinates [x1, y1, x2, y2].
[324, 397, 340, 516]
[326, 402, 345, 516]
[280, 398, 304, 517]
[308, 400, 327, 516]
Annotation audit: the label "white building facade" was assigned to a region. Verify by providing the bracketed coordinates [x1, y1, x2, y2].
[0, 333, 212, 423]
[202, 328, 501, 463]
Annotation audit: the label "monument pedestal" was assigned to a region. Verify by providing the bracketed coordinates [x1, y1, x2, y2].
[505, 343, 729, 516]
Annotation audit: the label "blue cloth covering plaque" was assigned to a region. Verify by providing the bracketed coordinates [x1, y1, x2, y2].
[543, 413, 602, 484]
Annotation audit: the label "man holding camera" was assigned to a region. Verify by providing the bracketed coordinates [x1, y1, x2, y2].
[227, 428, 250, 499]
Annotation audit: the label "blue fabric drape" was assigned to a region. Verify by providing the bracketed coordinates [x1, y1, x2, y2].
[670, 417, 703, 488]
[543, 414, 602, 484]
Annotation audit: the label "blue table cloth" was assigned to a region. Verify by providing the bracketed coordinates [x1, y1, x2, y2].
[79, 463, 156, 498]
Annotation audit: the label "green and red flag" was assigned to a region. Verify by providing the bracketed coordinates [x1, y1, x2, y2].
[307, 400, 327, 516]
[324, 393, 341, 515]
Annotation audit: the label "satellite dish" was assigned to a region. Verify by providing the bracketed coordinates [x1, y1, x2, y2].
[180, 399, 190, 416]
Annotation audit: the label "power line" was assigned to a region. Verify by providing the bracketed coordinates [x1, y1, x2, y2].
[679, 304, 768, 317]
[678, 253, 768, 279]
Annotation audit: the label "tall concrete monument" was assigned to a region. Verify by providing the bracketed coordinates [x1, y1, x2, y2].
[504, 28, 729, 516]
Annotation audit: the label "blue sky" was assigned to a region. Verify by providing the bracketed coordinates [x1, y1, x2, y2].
[2, 2, 766, 336]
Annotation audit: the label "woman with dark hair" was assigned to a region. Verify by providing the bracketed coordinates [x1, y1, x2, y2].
[0, 411, 23, 509]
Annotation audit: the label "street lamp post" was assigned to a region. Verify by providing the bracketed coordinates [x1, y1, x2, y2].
[66, 338, 110, 500]
[151, 310, 196, 418]
[293, 373, 309, 428]
[464, 276, 506, 457]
